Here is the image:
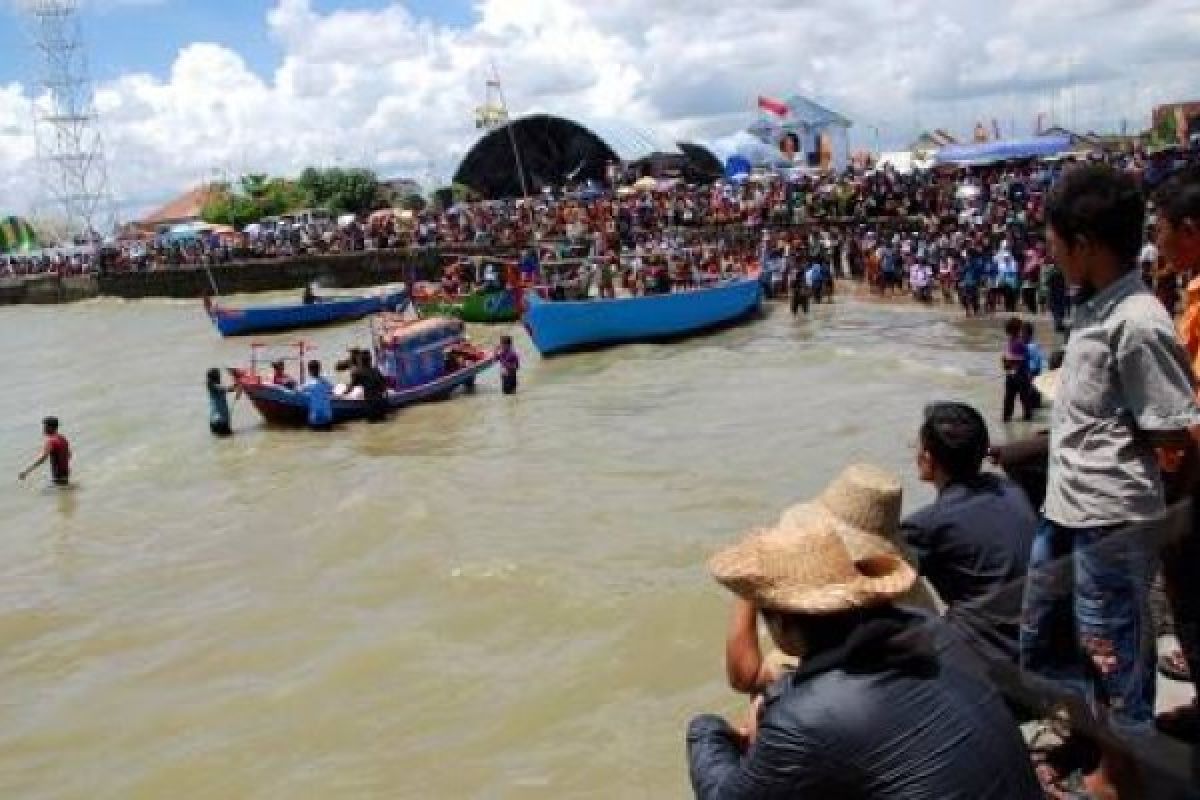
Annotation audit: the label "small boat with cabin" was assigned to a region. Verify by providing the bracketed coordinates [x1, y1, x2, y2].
[233, 316, 495, 426]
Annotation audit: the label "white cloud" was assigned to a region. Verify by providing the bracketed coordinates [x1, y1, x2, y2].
[0, 0, 1197, 220]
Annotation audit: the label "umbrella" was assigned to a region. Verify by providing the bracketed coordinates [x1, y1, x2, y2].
[723, 155, 753, 181]
[0, 216, 39, 254]
[632, 176, 658, 192]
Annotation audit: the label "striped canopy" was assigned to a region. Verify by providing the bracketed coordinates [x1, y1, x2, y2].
[0, 217, 39, 254]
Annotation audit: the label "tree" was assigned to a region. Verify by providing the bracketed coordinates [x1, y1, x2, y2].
[260, 178, 310, 217]
[297, 167, 382, 215]
[1155, 112, 1179, 147]
[239, 174, 270, 201]
[201, 190, 262, 228]
[398, 193, 426, 213]
[431, 183, 478, 211]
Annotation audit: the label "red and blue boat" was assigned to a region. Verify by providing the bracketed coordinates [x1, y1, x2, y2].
[205, 286, 409, 337]
[232, 316, 495, 426]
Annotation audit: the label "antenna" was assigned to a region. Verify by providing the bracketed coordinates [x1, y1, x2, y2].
[26, 0, 115, 242]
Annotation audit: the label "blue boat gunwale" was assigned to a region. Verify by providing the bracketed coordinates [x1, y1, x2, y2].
[523, 278, 754, 309]
[235, 352, 497, 426]
[207, 287, 409, 337]
[216, 293, 378, 315]
[521, 278, 763, 356]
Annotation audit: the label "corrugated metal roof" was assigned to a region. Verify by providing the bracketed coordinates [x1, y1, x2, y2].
[781, 95, 853, 129]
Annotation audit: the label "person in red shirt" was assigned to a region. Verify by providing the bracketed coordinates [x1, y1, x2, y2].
[18, 416, 70, 486]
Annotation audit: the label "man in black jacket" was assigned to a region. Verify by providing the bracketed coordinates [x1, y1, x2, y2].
[901, 402, 1036, 668]
[686, 509, 1042, 799]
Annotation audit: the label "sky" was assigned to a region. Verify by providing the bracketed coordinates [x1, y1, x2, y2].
[0, 0, 1198, 221]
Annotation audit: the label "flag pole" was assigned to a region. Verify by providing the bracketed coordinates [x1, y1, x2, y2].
[491, 62, 531, 202]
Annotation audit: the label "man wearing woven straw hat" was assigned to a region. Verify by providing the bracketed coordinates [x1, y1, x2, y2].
[687, 511, 1042, 799]
[723, 464, 938, 695]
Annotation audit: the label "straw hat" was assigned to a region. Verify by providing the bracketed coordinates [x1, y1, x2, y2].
[1034, 369, 1059, 403]
[709, 515, 917, 614]
[780, 464, 904, 560]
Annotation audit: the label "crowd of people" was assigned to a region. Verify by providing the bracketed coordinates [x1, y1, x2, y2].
[6, 145, 1195, 286]
[15, 155, 1200, 797]
[687, 164, 1200, 799]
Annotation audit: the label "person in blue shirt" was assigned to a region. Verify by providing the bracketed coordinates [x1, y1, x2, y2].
[518, 248, 539, 285]
[299, 360, 334, 431]
[1021, 321, 1046, 377]
[806, 260, 825, 304]
[880, 246, 899, 295]
[206, 367, 238, 437]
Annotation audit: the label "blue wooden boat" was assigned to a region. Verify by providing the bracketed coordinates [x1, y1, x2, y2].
[205, 287, 409, 337]
[522, 278, 763, 356]
[232, 317, 495, 426]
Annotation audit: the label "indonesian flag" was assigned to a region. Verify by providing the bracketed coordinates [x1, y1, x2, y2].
[757, 95, 789, 118]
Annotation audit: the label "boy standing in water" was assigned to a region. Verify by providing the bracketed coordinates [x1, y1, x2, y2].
[1001, 316, 1035, 423]
[495, 335, 520, 395]
[18, 416, 71, 486]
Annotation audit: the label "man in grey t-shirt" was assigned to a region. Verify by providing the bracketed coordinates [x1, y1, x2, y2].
[1022, 165, 1200, 797]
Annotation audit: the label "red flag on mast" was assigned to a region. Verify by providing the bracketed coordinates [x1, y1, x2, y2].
[757, 95, 789, 118]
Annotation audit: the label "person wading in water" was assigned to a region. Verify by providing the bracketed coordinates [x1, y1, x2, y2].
[18, 416, 71, 486]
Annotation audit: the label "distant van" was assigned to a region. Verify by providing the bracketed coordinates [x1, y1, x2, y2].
[291, 209, 333, 228]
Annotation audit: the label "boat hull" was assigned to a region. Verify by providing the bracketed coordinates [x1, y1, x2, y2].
[415, 289, 520, 324]
[522, 279, 763, 356]
[209, 289, 409, 337]
[234, 355, 497, 426]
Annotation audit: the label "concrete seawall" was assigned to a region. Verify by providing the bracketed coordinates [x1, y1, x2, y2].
[97, 249, 446, 299]
[1, 248, 488, 305]
[0, 274, 98, 305]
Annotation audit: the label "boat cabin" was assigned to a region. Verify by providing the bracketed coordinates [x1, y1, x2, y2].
[373, 315, 481, 389]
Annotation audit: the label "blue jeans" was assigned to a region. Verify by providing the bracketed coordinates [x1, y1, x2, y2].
[1020, 518, 1157, 740]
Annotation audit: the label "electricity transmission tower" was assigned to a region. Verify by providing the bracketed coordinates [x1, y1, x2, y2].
[27, 0, 114, 241]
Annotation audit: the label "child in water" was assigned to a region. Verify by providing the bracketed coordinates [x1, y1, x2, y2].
[207, 368, 238, 437]
[495, 335, 520, 395]
[1001, 317, 1035, 423]
[18, 416, 71, 486]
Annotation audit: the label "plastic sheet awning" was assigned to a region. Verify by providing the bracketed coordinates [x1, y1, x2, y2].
[935, 135, 1072, 166]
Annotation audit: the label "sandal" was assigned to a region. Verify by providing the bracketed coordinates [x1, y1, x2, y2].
[1158, 649, 1192, 682]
